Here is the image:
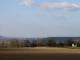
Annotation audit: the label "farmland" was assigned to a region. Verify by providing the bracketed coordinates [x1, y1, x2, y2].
[0, 47, 80, 54]
[0, 48, 80, 60]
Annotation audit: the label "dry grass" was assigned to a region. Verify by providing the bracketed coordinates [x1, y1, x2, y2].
[0, 47, 80, 54]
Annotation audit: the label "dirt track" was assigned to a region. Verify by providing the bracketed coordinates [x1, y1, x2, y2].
[0, 53, 80, 60]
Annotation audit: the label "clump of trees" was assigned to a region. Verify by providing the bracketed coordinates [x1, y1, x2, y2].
[0, 37, 80, 48]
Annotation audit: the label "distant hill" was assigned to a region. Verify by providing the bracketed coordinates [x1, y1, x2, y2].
[0, 36, 80, 42]
[39, 37, 80, 42]
[0, 36, 8, 40]
[54, 37, 80, 41]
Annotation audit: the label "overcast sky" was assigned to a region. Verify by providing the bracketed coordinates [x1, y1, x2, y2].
[0, 0, 80, 38]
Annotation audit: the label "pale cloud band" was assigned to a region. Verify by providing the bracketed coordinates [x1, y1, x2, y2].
[18, 0, 80, 10]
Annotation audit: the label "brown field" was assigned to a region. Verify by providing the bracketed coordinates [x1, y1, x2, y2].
[0, 53, 80, 60]
[0, 47, 80, 54]
[0, 47, 80, 60]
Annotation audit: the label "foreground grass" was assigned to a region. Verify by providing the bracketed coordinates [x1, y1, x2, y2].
[0, 47, 80, 54]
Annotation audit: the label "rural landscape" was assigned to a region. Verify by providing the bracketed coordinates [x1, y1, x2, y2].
[1, 0, 80, 60]
[0, 37, 80, 60]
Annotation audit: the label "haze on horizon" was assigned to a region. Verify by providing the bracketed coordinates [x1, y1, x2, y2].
[0, 0, 80, 38]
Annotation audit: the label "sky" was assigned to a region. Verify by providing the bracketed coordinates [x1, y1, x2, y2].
[0, 0, 80, 38]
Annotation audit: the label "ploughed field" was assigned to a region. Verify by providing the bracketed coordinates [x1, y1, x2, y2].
[1, 53, 80, 60]
[0, 48, 80, 60]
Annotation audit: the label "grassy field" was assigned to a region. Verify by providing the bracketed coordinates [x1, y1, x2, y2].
[0, 47, 80, 54]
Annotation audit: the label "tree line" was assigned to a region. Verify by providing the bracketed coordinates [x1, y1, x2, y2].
[0, 37, 80, 48]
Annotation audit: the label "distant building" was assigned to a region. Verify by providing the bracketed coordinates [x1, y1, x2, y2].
[72, 39, 80, 47]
